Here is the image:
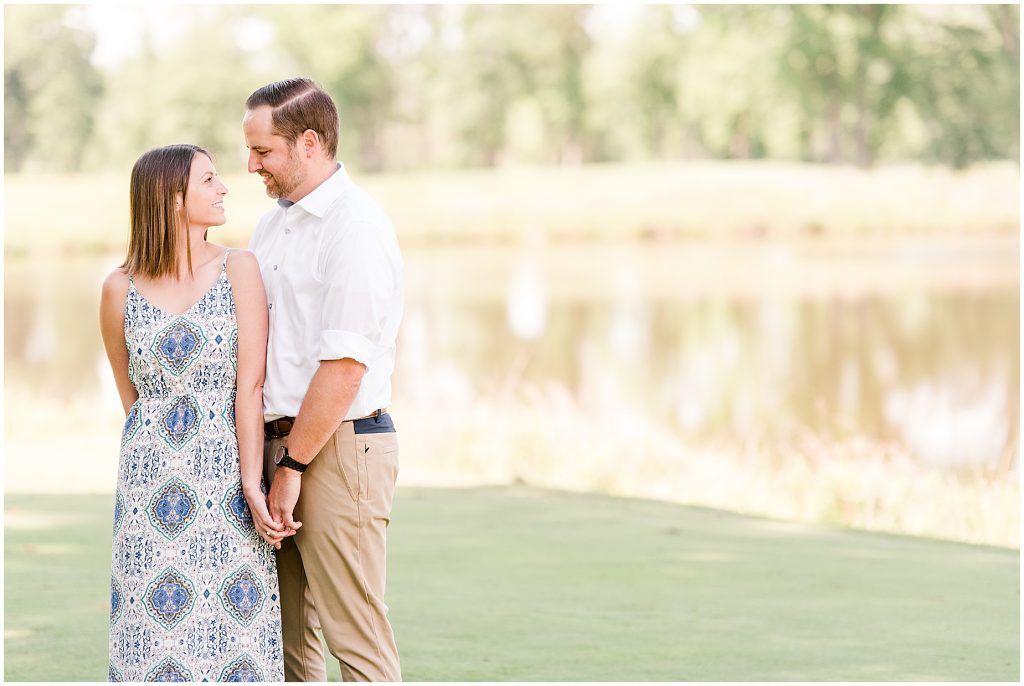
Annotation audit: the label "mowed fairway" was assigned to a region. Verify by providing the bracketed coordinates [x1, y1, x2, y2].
[4, 487, 1019, 681]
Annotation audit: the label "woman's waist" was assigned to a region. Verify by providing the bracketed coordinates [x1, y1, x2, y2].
[132, 391, 236, 406]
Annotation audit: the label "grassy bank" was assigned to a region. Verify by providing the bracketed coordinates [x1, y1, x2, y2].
[6, 385, 1018, 548]
[4, 161, 1019, 254]
[4, 489, 1019, 681]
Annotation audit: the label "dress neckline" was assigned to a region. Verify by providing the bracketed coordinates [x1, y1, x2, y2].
[128, 251, 230, 318]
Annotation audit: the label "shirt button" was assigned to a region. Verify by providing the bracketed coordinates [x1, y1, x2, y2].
[273, 265, 278, 271]
[268, 303, 273, 310]
[284, 228, 291, 235]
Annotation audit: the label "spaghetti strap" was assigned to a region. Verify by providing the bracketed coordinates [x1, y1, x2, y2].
[221, 249, 231, 271]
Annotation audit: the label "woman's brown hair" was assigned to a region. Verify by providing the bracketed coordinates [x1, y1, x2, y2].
[122, 144, 210, 279]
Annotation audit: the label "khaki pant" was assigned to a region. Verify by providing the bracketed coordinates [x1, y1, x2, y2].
[264, 422, 402, 682]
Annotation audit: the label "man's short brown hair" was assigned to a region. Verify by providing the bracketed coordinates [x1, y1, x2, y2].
[246, 77, 339, 159]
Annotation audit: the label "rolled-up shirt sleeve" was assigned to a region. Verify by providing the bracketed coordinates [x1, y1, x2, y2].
[317, 222, 397, 367]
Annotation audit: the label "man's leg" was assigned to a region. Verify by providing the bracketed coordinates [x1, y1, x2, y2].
[266, 437, 327, 682]
[293, 422, 401, 682]
[276, 537, 328, 681]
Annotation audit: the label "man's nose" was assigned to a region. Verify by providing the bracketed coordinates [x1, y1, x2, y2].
[247, 152, 261, 174]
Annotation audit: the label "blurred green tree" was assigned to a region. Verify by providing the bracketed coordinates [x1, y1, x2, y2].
[441, 5, 532, 167]
[87, 6, 262, 172]
[902, 5, 1020, 168]
[627, 6, 686, 159]
[681, 4, 783, 160]
[3, 4, 1018, 172]
[520, 5, 593, 165]
[261, 4, 397, 172]
[4, 5, 103, 172]
[778, 4, 908, 167]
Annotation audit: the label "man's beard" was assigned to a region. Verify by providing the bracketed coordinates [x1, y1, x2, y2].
[261, 152, 303, 199]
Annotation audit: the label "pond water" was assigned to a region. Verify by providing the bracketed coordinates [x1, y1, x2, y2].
[4, 238, 1018, 474]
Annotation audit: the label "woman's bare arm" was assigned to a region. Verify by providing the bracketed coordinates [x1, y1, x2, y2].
[99, 269, 138, 414]
[226, 249, 287, 548]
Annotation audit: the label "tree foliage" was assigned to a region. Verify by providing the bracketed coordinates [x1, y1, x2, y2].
[5, 6, 103, 171]
[4, 4, 1018, 173]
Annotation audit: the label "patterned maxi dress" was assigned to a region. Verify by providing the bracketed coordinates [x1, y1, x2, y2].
[109, 253, 283, 682]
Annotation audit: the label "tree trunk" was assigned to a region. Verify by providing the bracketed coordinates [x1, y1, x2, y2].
[989, 4, 1020, 62]
[854, 79, 871, 168]
[827, 95, 844, 164]
[359, 123, 383, 173]
[560, 137, 582, 166]
[730, 111, 751, 159]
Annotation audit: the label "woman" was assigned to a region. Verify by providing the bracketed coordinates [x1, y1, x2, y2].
[100, 144, 287, 681]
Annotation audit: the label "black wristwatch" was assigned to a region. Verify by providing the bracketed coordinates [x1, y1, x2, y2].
[274, 446, 308, 474]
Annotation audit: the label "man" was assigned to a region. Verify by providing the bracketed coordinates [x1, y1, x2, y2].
[243, 77, 403, 682]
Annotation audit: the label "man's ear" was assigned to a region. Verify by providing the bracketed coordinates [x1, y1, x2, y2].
[301, 129, 321, 158]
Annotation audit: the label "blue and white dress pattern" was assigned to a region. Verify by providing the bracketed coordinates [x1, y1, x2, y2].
[109, 253, 282, 682]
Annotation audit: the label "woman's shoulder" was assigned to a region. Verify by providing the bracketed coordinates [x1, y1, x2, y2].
[221, 246, 260, 273]
[220, 247, 263, 296]
[101, 267, 131, 297]
[99, 267, 131, 325]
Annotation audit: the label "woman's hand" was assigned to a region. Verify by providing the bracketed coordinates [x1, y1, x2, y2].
[244, 487, 289, 549]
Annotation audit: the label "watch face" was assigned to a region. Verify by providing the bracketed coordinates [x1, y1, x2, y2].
[274, 445, 287, 466]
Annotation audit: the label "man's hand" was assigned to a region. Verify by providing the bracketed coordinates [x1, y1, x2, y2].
[268, 468, 304, 534]
[243, 487, 290, 550]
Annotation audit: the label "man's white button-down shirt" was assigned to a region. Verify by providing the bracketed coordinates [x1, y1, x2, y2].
[249, 163, 404, 421]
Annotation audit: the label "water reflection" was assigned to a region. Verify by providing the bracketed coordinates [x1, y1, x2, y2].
[4, 247, 1018, 470]
[507, 256, 547, 341]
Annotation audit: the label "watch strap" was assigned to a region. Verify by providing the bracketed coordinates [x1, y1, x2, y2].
[277, 447, 308, 474]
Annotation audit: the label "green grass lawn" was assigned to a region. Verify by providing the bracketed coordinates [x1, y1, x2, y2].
[4, 487, 1019, 681]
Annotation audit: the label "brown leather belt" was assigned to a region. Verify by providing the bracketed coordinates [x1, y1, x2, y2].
[264, 409, 385, 440]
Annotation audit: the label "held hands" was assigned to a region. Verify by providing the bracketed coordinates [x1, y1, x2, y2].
[243, 485, 297, 550]
[267, 468, 304, 537]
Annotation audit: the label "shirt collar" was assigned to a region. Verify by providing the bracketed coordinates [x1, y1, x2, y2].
[282, 163, 350, 218]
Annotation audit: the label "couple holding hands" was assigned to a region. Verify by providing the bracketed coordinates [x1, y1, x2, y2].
[101, 77, 403, 682]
